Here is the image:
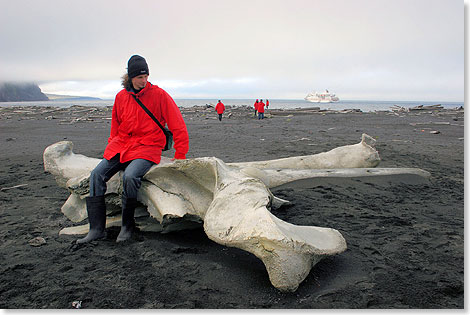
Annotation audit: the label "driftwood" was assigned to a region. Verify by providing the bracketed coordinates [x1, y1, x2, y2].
[409, 104, 443, 111]
[0, 184, 28, 191]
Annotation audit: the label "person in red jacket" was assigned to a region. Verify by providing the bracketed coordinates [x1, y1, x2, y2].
[257, 99, 266, 119]
[215, 100, 225, 121]
[266, 99, 269, 109]
[253, 99, 259, 117]
[77, 55, 189, 244]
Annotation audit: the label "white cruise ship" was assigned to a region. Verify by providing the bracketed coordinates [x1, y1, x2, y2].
[304, 90, 339, 103]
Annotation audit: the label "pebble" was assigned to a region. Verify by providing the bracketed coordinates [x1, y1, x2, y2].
[28, 236, 46, 247]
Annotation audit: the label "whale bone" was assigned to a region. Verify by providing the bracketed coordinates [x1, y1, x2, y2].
[43, 134, 429, 292]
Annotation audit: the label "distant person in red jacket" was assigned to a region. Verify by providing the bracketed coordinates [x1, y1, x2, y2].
[266, 99, 269, 109]
[215, 100, 225, 121]
[77, 55, 189, 244]
[257, 99, 266, 119]
[254, 99, 259, 117]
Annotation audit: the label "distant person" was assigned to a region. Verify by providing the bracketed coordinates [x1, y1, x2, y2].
[266, 99, 270, 109]
[257, 99, 266, 119]
[215, 100, 225, 121]
[254, 99, 259, 117]
[76, 54, 189, 244]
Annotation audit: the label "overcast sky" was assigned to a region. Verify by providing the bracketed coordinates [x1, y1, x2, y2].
[0, 0, 464, 101]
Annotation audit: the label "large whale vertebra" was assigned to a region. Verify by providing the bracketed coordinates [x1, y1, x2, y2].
[43, 134, 430, 292]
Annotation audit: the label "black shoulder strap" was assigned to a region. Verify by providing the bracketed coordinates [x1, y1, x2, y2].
[131, 94, 168, 135]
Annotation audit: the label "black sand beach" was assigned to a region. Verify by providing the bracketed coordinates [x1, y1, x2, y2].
[0, 104, 464, 308]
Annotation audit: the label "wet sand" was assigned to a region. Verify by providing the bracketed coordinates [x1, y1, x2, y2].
[0, 104, 464, 309]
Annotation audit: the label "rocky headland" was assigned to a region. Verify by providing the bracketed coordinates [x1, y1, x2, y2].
[0, 82, 49, 102]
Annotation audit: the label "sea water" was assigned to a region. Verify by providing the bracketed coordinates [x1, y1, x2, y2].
[0, 98, 463, 112]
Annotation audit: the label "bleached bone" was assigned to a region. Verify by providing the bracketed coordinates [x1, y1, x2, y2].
[239, 167, 431, 188]
[43, 141, 101, 188]
[229, 133, 380, 170]
[43, 134, 429, 292]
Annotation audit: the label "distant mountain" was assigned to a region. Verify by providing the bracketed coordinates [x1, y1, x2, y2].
[0, 82, 49, 102]
[45, 94, 102, 101]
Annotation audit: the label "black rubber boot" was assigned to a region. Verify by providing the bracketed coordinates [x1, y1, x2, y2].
[116, 197, 138, 243]
[76, 196, 106, 244]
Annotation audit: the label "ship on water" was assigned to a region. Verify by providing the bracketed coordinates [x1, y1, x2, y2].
[304, 90, 339, 103]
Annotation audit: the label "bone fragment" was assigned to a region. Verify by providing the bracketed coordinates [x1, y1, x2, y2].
[240, 167, 431, 188]
[59, 216, 122, 235]
[229, 134, 380, 170]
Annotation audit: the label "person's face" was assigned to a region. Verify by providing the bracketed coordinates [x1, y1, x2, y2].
[131, 74, 149, 90]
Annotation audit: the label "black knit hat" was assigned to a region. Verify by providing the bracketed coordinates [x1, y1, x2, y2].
[127, 55, 149, 79]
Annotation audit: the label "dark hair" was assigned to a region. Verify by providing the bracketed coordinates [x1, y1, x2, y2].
[121, 73, 131, 90]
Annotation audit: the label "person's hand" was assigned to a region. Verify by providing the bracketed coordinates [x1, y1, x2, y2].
[172, 153, 186, 161]
[171, 157, 185, 161]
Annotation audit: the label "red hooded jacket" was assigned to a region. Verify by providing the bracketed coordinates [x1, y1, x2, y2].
[104, 82, 189, 164]
[215, 101, 225, 114]
[257, 101, 265, 113]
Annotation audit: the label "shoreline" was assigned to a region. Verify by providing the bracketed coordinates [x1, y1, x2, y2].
[0, 99, 464, 114]
[0, 102, 464, 115]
